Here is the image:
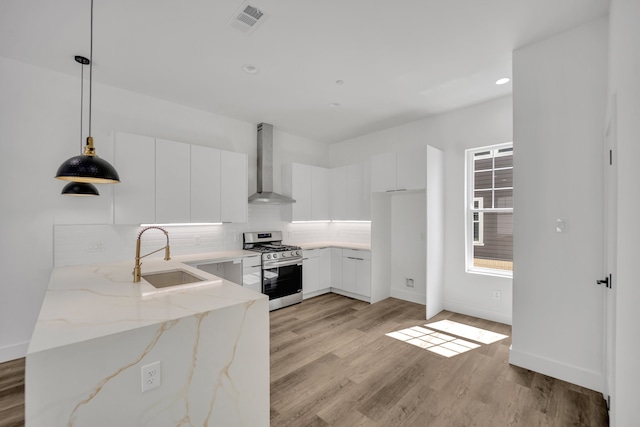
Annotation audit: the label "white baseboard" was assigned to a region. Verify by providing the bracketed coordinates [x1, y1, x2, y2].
[330, 288, 370, 303]
[303, 288, 331, 299]
[444, 300, 512, 325]
[0, 340, 29, 363]
[509, 346, 604, 393]
[390, 288, 426, 305]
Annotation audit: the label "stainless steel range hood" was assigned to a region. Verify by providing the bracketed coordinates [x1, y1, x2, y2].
[248, 123, 296, 205]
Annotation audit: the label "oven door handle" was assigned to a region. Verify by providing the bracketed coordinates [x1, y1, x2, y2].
[263, 258, 303, 269]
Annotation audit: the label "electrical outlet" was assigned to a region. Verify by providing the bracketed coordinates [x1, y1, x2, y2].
[406, 278, 414, 288]
[87, 241, 105, 253]
[141, 361, 161, 393]
[493, 290, 501, 300]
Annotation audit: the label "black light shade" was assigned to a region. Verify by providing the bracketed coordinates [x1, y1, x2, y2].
[55, 153, 120, 183]
[61, 181, 100, 196]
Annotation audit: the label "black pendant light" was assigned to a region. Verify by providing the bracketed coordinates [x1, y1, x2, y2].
[60, 56, 100, 196]
[55, 0, 120, 185]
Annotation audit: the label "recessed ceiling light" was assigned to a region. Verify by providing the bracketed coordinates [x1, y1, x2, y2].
[328, 102, 341, 108]
[495, 77, 510, 85]
[242, 64, 259, 74]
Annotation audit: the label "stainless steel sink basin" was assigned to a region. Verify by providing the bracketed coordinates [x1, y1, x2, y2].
[141, 269, 205, 289]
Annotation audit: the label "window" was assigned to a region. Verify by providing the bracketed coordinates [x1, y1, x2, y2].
[465, 143, 513, 276]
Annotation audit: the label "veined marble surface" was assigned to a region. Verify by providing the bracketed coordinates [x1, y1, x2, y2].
[298, 241, 371, 251]
[29, 257, 264, 354]
[26, 256, 269, 426]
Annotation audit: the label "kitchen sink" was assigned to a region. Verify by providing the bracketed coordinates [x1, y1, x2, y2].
[141, 269, 205, 289]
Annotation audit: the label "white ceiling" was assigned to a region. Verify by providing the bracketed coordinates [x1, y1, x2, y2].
[0, 0, 609, 143]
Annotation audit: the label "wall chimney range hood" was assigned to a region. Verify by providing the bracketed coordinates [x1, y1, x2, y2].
[248, 123, 296, 205]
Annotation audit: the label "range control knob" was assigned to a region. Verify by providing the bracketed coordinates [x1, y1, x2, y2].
[266, 254, 271, 260]
[291, 251, 296, 257]
[296, 250, 301, 256]
[273, 253, 278, 259]
[281, 252, 288, 257]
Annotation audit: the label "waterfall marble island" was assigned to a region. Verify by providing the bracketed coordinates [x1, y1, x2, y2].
[25, 254, 269, 427]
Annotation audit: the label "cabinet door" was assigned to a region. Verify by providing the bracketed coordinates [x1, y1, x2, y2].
[342, 256, 357, 294]
[396, 146, 426, 191]
[311, 166, 330, 220]
[113, 132, 156, 224]
[292, 163, 312, 221]
[220, 151, 248, 223]
[331, 167, 347, 220]
[370, 151, 397, 192]
[331, 248, 343, 289]
[356, 259, 371, 297]
[347, 163, 370, 220]
[303, 255, 320, 297]
[319, 248, 331, 289]
[242, 256, 262, 293]
[191, 145, 221, 223]
[156, 139, 191, 224]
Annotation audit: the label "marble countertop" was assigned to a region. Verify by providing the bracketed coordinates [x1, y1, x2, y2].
[28, 255, 266, 355]
[298, 242, 371, 251]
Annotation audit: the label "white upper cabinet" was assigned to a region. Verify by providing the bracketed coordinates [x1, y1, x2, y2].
[155, 138, 191, 224]
[397, 146, 426, 191]
[371, 151, 397, 192]
[330, 166, 348, 220]
[371, 146, 426, 192]
[220, 150, 248, 223]
[311, 166, 330, 220]
[282, 163, 330, 221]
[113, 132, 156, 225]
[191, 145, 221, 223]
[331, 162, 370, 221]
[113, 132, 247, 224]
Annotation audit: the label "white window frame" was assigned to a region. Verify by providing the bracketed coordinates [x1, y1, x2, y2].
[465, 142, 513, 278]
[473, 197, 484, 246]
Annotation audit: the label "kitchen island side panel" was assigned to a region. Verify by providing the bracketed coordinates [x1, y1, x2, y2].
[26, 299, 269, 427]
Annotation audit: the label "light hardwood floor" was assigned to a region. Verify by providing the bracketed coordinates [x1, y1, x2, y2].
[0, 294, 608, 427]
[0, 357, 24, 427]
[270, 294, 609, 427]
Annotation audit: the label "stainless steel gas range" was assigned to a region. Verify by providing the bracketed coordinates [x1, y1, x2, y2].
[243, 231, 303, 311]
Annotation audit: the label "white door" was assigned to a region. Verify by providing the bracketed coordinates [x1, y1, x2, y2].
[603, 96, 617, 407]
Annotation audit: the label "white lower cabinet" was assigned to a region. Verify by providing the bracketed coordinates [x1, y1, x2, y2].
[339, 249, 371, 299]
[302, 248, 331, 299]
[242, 256, 262, 294]
[331, 248, 343, 289]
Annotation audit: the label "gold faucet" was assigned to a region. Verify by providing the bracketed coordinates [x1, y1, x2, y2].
[133, 226, 171, 282]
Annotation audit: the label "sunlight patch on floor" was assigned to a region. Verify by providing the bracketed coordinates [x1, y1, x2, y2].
[385, 320, 508, 358]
[425, 319, 509, 344]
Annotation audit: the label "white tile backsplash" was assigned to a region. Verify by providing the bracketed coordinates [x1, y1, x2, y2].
[54, 205, 369, 267]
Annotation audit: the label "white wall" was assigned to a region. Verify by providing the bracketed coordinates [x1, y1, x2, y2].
[608, 0, 640, 425]
[510, 18, 608, 392]
[330, 96, 513, 324]
[0, 56, 330, 362]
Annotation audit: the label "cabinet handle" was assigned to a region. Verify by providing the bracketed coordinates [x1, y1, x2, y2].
[347, 257, 364, 260]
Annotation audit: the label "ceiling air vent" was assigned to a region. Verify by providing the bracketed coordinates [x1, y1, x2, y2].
[229, 3, 268, 34]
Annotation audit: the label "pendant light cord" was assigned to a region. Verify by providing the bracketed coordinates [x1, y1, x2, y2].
[80, 64, 84, 152]
[88, 0, 93, 138]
